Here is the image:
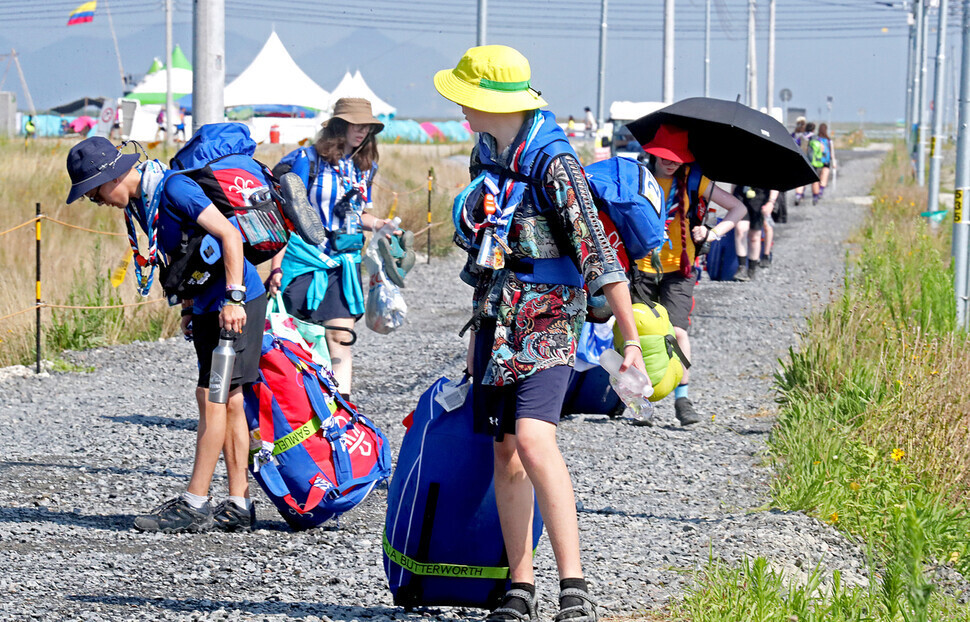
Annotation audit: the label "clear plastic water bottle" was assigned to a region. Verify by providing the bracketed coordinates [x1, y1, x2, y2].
[599, 348, 653, 417]
[377, 216, 402, 239]
[208, 331, 236, 404]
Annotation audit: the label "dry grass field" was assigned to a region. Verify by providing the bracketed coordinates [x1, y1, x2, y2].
[0, 136, 472, 366]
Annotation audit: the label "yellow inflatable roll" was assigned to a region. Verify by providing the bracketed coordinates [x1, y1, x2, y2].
[613, 301, 684, 401]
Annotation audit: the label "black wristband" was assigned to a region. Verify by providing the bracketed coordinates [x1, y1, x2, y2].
[180, 308, 193, 317]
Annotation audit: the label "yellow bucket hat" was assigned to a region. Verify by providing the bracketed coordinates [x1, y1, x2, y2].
[434, 45, 548, 114]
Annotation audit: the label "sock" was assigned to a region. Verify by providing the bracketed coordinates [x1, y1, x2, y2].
[500, 583, 534, 615]
[181, 491, 208, 510]
[674, 384, 689, 400]
[229, 496, 252, 511]
[737, 255, 747, 269]
[748, 259, 759, 271]
[560, 578, 588, 611]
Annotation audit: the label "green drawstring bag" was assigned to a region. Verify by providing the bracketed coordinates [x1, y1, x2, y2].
[613, 301, 690, 401]
[265, 293, 331, 368]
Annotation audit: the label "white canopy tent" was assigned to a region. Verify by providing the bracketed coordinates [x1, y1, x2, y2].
[224, 31, 331, 111]
[328, 70, 396, 118]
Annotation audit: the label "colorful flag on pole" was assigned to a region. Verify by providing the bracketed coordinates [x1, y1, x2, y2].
[67, 1, 96, 26]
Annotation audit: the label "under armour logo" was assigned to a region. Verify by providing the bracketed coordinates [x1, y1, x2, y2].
[489, 417, 499, 426]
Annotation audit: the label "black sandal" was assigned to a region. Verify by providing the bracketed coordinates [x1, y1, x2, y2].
[554, 587, 597, 622]
[484, 587, 539, 621]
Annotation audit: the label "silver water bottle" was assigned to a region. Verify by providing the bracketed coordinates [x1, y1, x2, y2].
[208, 331, 236, 404]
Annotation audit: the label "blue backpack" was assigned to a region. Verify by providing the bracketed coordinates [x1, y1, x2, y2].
[584, 157, 667, 261]
[157, 123, 293, 301]
[383, 377, 544, 609]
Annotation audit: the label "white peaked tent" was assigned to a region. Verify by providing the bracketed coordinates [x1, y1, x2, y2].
[224, 31, 331, 111]
[328, 70, 396, 118]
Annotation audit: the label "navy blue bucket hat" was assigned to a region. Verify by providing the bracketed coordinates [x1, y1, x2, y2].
[65, 137, 140, 203]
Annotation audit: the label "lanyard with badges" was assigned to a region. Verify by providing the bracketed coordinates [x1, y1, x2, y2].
[336, 157, 369, 234]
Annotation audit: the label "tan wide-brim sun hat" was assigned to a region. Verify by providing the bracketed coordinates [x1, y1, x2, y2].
[325, 97, 384, 133]
[434, 45, 548, 114]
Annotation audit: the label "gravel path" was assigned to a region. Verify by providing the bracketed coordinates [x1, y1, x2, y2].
[0, 149, 882, 621]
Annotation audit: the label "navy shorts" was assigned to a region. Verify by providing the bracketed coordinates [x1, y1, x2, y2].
[630, 271, 694, 330]
[192, 295, 267, 390]
[471, 320, 572, 441]
[282, 266, 363, 323]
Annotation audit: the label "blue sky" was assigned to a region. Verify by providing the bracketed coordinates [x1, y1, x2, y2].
[0, 0, 949, 123]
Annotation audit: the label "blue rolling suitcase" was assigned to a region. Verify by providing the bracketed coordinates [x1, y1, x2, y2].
[383, 376, 544, 609]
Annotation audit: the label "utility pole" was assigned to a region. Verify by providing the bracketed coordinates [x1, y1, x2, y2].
[192, 0, 224, 133]
[928, 0, 948, 218]
[477, 0, 487, 46]
[918, 0, 930, 186]
[905, 5, 916, 152]
[597, 0, 607, 126]
[663, 0, 674, 103]
[165, 0, 173, 147]
[746, 0, 757, 109]
[704, 0, 711, 97]
[913, 0, 925, 161]
[953, 0, 970, 328]
[766, 0, 775, 114]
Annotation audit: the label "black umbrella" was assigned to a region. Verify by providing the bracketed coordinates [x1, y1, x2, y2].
[626, 97, 818, 191]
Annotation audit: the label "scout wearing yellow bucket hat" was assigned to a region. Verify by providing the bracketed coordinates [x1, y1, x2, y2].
[433, 45, 547, 113]
[432, 44, 649, 622]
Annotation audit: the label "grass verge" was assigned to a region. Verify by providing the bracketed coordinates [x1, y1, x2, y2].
[671, 143, 970, 620]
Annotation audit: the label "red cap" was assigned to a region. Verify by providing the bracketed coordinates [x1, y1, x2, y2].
[642, 124, 694, 164]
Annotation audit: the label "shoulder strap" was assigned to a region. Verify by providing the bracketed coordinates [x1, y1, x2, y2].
[686, 165, 705, 227]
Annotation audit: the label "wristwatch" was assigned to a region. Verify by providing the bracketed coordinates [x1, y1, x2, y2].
[225, 288, 246, 304]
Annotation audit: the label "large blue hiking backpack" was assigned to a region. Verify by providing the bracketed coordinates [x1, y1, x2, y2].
[168, 123, 291, 266]
[383, 377, 544, 610]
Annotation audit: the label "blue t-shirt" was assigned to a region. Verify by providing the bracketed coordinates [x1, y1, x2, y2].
[153, 173, 265, 313]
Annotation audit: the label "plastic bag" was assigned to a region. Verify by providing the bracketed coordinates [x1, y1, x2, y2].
[265, 292, 331, 366]
[364, 243, 407, 334]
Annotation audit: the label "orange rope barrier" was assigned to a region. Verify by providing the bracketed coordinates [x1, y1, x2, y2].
[0, 217, 40, 238]
[42, 299, 167, 311]
[42, 216, 126, 237]
[0, 306, 37, 323]
[412, 220, 447, 237]
[0, 299, 168, 323]
[372, 181, 426, 196]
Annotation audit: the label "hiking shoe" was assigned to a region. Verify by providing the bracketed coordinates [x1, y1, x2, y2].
[485, 587, 539, 621]
[733, 265, 749, 282]
[761, 253, 772, 269]
[213, 500, 256, 532]
[793, 193, 802, 206]
[747, 266, 757, 281]
[133, 497, 213, 533]
[554, 587, 598, 622]
[674, 397, 702, 426]
[378, 230, 416, 287]
[279, 172, 327, 246]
